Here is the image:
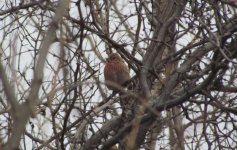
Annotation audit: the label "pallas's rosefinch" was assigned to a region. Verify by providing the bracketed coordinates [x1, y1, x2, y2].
[104, 53, 130, 91]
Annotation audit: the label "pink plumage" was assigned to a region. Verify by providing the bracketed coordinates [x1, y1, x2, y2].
[104, 53, 130, 91]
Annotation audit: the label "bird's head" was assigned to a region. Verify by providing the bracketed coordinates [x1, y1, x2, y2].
[107, 53, 122, 62]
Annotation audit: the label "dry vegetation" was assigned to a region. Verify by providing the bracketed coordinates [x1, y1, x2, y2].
[0, 0, 237, 149]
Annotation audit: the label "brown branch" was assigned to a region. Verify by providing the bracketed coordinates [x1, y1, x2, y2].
[2, 0, 69, 149]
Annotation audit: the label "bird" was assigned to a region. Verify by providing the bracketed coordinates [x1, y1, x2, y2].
[104, 53, 130, 92]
